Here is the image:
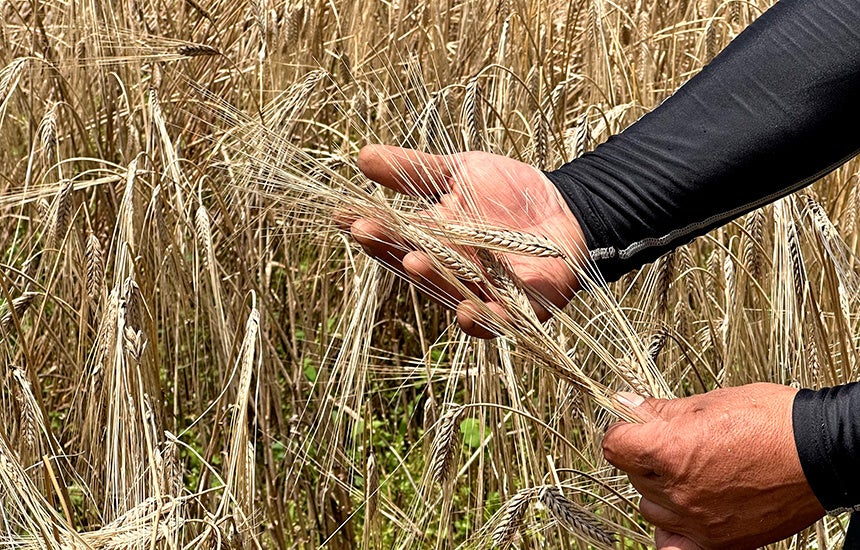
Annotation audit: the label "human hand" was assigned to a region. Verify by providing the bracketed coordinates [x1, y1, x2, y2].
[602, 383, 825, 549]
[350, 145, 587, 338]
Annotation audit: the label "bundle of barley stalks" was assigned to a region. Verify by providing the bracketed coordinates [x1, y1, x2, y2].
[0, 0, 856, 548]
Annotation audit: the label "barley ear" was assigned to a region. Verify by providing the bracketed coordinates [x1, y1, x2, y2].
[430, 404, 464, 487]
[492, 489, 533, 549]
[86, 232, 104, 303]
[538, 486, 616, 546]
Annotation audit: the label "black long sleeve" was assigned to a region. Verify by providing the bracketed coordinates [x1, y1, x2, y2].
[545, 0, 860, 283]
[543, 0, 860, 521]
[794, 384, 860, 514]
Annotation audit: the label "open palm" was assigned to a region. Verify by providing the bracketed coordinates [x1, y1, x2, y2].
[350, 145, 587, 338]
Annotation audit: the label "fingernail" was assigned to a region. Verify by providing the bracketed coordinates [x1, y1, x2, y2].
[614, 392, 645, 409]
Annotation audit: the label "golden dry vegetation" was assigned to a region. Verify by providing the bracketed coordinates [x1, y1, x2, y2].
[0, 0, 857, 548]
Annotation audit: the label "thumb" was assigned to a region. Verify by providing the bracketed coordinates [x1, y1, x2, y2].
[613, 392, 672, 423]
[655, 528, 702, 550]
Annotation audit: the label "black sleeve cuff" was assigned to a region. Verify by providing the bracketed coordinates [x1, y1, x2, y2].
[793, 383, 860, 514]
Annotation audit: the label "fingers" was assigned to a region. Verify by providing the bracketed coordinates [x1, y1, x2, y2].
[602, 421, 666, 476]
[357, 145, 455, 197]
[640, 499, 685, 532]
[654, 528, 702, 550]
[402, 251, 473, 309]
[613, 393, 670, 423]
[350, 218, 409, 267]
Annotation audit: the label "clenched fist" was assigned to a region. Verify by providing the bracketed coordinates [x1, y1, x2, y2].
[603, 383, 825, 549]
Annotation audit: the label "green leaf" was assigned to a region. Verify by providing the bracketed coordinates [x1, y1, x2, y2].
[460, 418, 483, 449]
[303, 358, 317, 382]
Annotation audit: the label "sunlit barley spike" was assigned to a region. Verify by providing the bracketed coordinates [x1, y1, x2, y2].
[39, 101, 58, 166]
[94, 288, 119, 370]
[648, 326, 669, 364]
[478, 250, 535, 322]
[417, 236, 483, 283]
[729, 0, 741, 26]
[86, 233, 104, 303]
[11, 366, 37, 453]
[496, 0, 510, 21]
[151, 61, 163, 93]
[531, 109, 548, 169]
[743, 209, 764, 280]
[636, 10, 651, 87]
[704, 19, 717, 62]
[1, 292, 36, 333]
[846, 182, 859, 235]
[787, 221, 806, 309]
[655, 251, 675, 318]
[430, 404, 464, 486]
[0, 58, 27, 106]
[447, 226, 563, 258]
[803, 194, 842, 248]
[122, 277, 143, 330]
[37, 198, 50, 222]
[806, 326, 821, 388]
[705, 248, 721, 299]
[724, 255, 736, 311]
[176, 44, 221, 57]
[572, 115, 590, 158]
[366, 452, 379, 526]
[284, 0, 304, 45]
[50, 179, 73, 249]
[677, 244, 697, 300]
[252, 0, 268, 38]
[464, 77, 484, 151]
[492, 489, 533, 549]
[587, 0, 601, 45]
[549, 80, 567, 113]
[74, 38, 86, 61]
[195, 204, 213, 269]
[422, 396, 437, 456]
[123, 325, 148, 363]
[616, 356, 651, 397]
[538, 486, 616, 546]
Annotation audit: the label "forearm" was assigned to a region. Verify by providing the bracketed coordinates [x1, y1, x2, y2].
[546, 0, 860, 282]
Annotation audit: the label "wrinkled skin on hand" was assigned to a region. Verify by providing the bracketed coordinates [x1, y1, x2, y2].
[603, 383, 826, 549]
[350, 145, 587, 338]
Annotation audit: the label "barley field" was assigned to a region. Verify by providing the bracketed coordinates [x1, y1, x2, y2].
[0, 0, 857, 548]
